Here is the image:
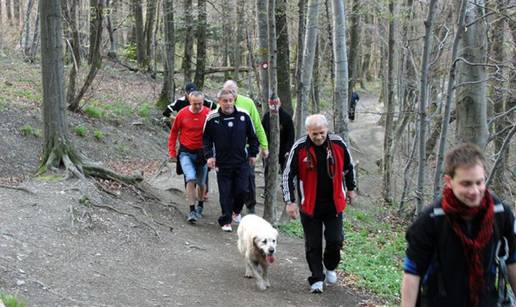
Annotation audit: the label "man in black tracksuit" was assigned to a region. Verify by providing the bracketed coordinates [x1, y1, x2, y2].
[203, 89, 259, 232]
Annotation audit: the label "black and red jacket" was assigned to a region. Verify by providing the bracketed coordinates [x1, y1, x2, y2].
[282, 133, 356, 216]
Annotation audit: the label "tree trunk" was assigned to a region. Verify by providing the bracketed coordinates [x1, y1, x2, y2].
[88, 0, 99, 64]
[13, 0, 20, 27]
[331, 0, 349, 140]
[6, 0, 13, 25]
[323, 0, 336, 125]
[232, 0, 245, 80]
[68, 0, 103, 112]
[455, 0, 488, 148]
[28, 10, 40, 60]
[294, 0, 306, 137]
[256, 0, 269, 109]
[106, 0, 117, 58]
[382, 0, 395, 204]
[181, 0, 193, 84]
[275, 0, 292, 115]
[297, 0, 320, 135]
[415, 0, 437, 214]
[144, 0, 156, 70]
[39, 0, 82, 176]
[347, 0, 360, 106]
[263, 0, 280, 223]
[132, 0, 146, 68]
[433, 0, 467, 199]
[22, 0, 36, 57]
[62, 0, 81, 105]
[161, 0, 175, 107]
[193, 0, 207, 89]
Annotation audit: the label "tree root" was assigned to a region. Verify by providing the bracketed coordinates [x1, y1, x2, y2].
[83, 163, 143, 185]
[0, 184, 35, 194]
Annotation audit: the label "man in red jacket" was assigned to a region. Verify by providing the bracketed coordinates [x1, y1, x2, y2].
[168, 91, 211, 223]
[282, 114, 357, 293]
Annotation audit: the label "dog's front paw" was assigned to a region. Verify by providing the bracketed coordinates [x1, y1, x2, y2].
[265, 280, 271, 288]
[244, 272, 253, 278]
[256, 281, 267, 291]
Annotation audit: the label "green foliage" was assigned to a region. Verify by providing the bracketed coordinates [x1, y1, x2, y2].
[0, 290, 26, 307]
[137, 103, 151, 118]
[37, 174, 65, 182]
[73, 125, 88, 137]
[0, 96, 8, 112]
[93, 129, 105, 141]
[19, 124, 41, 137]
[121, 43, 137, 62]
[84, 105, 104, 119]
[279, 205, 405, 304]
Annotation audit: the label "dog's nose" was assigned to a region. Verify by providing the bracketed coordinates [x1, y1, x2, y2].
[268, 247, 275, 254]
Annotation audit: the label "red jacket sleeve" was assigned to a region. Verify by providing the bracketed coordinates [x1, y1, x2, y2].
[168, 111, 181, 157]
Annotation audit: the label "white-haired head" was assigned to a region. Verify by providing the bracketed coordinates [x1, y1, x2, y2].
[305, 114, 329, 130]
[223, 80, 238, 96]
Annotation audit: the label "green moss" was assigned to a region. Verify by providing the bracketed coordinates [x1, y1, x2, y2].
[73, 125, 88, 137]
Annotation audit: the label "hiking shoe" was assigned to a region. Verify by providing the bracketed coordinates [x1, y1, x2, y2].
[325, 270, 337, 285]
[232, 213, 242, 224]
[187, 211, 198, 224]
[221, 224, 232, 232]
[195, 206, 204, 218]
[310, 281, 324, 294]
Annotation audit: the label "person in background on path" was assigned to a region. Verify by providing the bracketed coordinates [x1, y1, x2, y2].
[203, 89, 259, 232]
[282, 114, 357, 294]
[223, 80, 268, 214]
[401, 143, 516, 306]
[168, 91, 210, 224]
[163, 82, 216, 200]
[348, 92, 360, 121]
[262, 97, 295, 173]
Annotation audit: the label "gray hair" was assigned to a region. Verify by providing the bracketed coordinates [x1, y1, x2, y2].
[216, 89, 236, 100]
[305, 114, 329, 129]
[223, 80, 238, 96]
[189, 91, 204, 98]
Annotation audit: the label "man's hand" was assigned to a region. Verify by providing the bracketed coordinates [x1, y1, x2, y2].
[347, 190, 357, 204]
[207, 158, 216, 169]
[249, 157, 257, 166]
[261, 149, 269, 159]
[286, 202, 298, 219]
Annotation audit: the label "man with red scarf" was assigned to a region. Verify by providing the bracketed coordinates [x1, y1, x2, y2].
[401, 143, 516, 306]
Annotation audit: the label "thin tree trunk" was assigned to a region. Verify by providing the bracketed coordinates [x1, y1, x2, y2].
[28, 11, 40, 60]
[193, 0, 207, 89]
[144, 0, 157, 70]
[264, 0, 280, 223]
[311, 39, 320, 113]
[415, 0, 437, 214]
[382, 0, 395, 204]
[433, 0, 467, 199]
[347, 0, 360, 106]
[275, 0, 292, 115]
[294, 0, 306, 137]
[13, 0, 20, 27]
[6, 0, 13, 25]
[298, 0, 320, 135]
[161, 0, 175, 105]
[88, 0, 99, 64]
[331, 0, 348, 140]
[233, 0, 245, 80]
[132, 0, 146, 68]
[106, 0, 117, 58]
[181, 0, 193, 84]
[22, 0, 36, 57]
[256, 0, 269, 109]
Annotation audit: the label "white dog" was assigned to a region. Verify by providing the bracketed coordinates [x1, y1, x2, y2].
[237, 214, 278, 290]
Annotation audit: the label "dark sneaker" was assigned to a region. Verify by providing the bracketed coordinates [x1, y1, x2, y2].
[187, 211, 198, 224]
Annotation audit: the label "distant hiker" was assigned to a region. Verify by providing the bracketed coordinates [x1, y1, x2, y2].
[401, 143, 516, 306]
[282, 114, 357, 294]
[261, 97, 295, 173]
[163, 82, 216, 200]
[162, 82, 217, 128]
[223, 80, 268, 214]
[203, 89, 259, 232]
[348, 92, 359, 121]
[168, 91, 210, 224]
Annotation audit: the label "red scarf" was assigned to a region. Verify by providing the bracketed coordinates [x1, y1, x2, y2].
[441, 186, 494, 306]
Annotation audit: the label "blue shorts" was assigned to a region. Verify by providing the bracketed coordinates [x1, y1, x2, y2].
[178, 151, 207, 186]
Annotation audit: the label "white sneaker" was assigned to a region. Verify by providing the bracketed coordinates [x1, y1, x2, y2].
[310, 281, 324, 293]
[325, 270, 337, 285]
[232, 213, 242, 224]
[221, 224, 232, 232]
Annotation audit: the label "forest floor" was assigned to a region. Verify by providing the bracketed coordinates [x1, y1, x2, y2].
[0, 52, 388, 306]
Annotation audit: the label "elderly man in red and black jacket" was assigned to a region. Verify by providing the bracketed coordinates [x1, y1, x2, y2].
[282, 114, 357, 294]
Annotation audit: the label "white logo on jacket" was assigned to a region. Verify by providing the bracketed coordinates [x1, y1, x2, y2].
[240, 115, 245, 121]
